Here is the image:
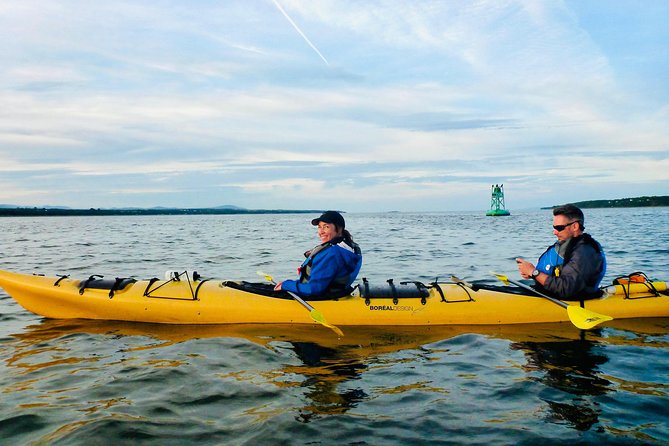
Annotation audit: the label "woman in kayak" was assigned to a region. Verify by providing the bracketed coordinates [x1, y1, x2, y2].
[274, 211, 362, 299]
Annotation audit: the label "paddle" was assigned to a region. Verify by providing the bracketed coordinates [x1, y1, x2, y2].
[451, 275, 477, 290]
[492, 271, 612, 330]
[257, 271, 344, 337]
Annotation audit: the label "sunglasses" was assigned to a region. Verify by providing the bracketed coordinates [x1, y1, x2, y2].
[553, 221, 579, 231]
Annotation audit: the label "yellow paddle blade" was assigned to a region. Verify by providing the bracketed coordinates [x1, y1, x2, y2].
[493, 272, 510, 285]
[256, 271, 275, 284]
[567, 305, 613, 330]
[310, 309, 344, 337]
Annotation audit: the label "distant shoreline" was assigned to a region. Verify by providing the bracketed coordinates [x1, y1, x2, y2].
[0, 208, 323, 217]
[1, 195, 667, 217]
[543, 195, 669, 210]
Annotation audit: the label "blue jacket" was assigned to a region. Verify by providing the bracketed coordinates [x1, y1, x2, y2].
[281, 238, 362, 298]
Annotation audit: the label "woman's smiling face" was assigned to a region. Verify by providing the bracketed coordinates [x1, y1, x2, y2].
[317, 222, 341, 243]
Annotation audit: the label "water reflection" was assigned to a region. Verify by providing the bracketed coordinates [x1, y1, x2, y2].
[511, 335, 611, 431]
[288, 342, 368, 422]
[508, 318, 669, 434]
[3, 318, 669, 441]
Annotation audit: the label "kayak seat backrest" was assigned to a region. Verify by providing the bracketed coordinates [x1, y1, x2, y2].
[78, 275, 137, 297]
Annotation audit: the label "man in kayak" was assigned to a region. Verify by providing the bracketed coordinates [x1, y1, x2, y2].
[515, 203, 606, 300]
[274, 211, 363, 299]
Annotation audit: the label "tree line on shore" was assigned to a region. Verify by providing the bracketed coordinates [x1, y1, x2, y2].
[0, 207, 321, 217]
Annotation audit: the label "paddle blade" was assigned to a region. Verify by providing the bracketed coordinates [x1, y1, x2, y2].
[451, 275, 470, 286]
[256, 271, 275, 284]
[310, 309, 344, 337]
[567, 305, 613, 330]
[492, 272, 510, 285]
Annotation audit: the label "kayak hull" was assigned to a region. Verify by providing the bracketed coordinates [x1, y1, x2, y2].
[1, 270, 668, 326]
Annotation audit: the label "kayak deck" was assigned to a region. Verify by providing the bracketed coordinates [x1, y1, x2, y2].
[0, 269, 668, 326]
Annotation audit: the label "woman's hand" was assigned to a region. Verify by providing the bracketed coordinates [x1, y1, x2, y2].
[273, 281, 283, 291]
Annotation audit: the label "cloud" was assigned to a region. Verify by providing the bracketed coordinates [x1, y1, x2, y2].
[222, 177, 326, 192]
[0, 1, 667, 210]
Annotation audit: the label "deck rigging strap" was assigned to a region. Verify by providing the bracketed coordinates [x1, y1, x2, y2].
[387, 279, 398, 305]
[362, 278, 370, 303]
[107, 277, 138, 298]
[400, 281, 429, 305]
[79, 275, 104, 295]
[430, 277, 476, 303]
[53, 274, 69, 286]
[193, 279, 210, 299]
[613, 271, 661, 299]
[143, 271, 205, 301]
[431, 280, 447, 302]
[108, 277, 124, 298]
[447, 282, 475, 302]
[143, 278, 160, 296]
[76, 275, 137, 298]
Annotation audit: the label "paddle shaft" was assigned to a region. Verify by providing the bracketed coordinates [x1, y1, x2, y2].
[492, 271, 612, 330]
[268, 274, 343, 336]
[261, 273, 316, 311]
[502, 275, 569, 309]
[285, 290, 316, 311]
[258, 270, 323, 313]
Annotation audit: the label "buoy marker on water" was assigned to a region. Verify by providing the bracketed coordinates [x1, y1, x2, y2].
[486, 184, 511, 216]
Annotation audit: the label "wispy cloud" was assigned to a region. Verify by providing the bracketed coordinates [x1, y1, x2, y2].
[0, 1, 667, 210]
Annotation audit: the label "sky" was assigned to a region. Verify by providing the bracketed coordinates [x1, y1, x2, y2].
[1, 0, 668, 212]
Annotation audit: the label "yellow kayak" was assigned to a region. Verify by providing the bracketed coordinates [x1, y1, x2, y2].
[0, 269, 667, 327]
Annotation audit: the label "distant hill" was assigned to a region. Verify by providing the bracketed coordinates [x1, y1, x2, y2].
[213, 205, 247, 210]
[0, 206, 321, 217]
[545, 196, 669, 209]
[0, 204, 71, 209]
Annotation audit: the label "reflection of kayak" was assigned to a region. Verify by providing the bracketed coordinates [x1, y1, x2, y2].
[1, 269, 668, 326]
[11, 318, 669, 355]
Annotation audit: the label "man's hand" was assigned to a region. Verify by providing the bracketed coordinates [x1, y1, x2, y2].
[515, 257, 535, 279]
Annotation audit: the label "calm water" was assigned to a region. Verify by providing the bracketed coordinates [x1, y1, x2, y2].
[1, 208, 668, 445]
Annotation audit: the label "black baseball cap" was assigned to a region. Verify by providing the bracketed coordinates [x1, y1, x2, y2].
[311, 210, 345, 228]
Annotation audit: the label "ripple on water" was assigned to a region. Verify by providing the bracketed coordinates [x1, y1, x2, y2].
[1, 211, 669, 445]
[0, 414, 49, 441]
